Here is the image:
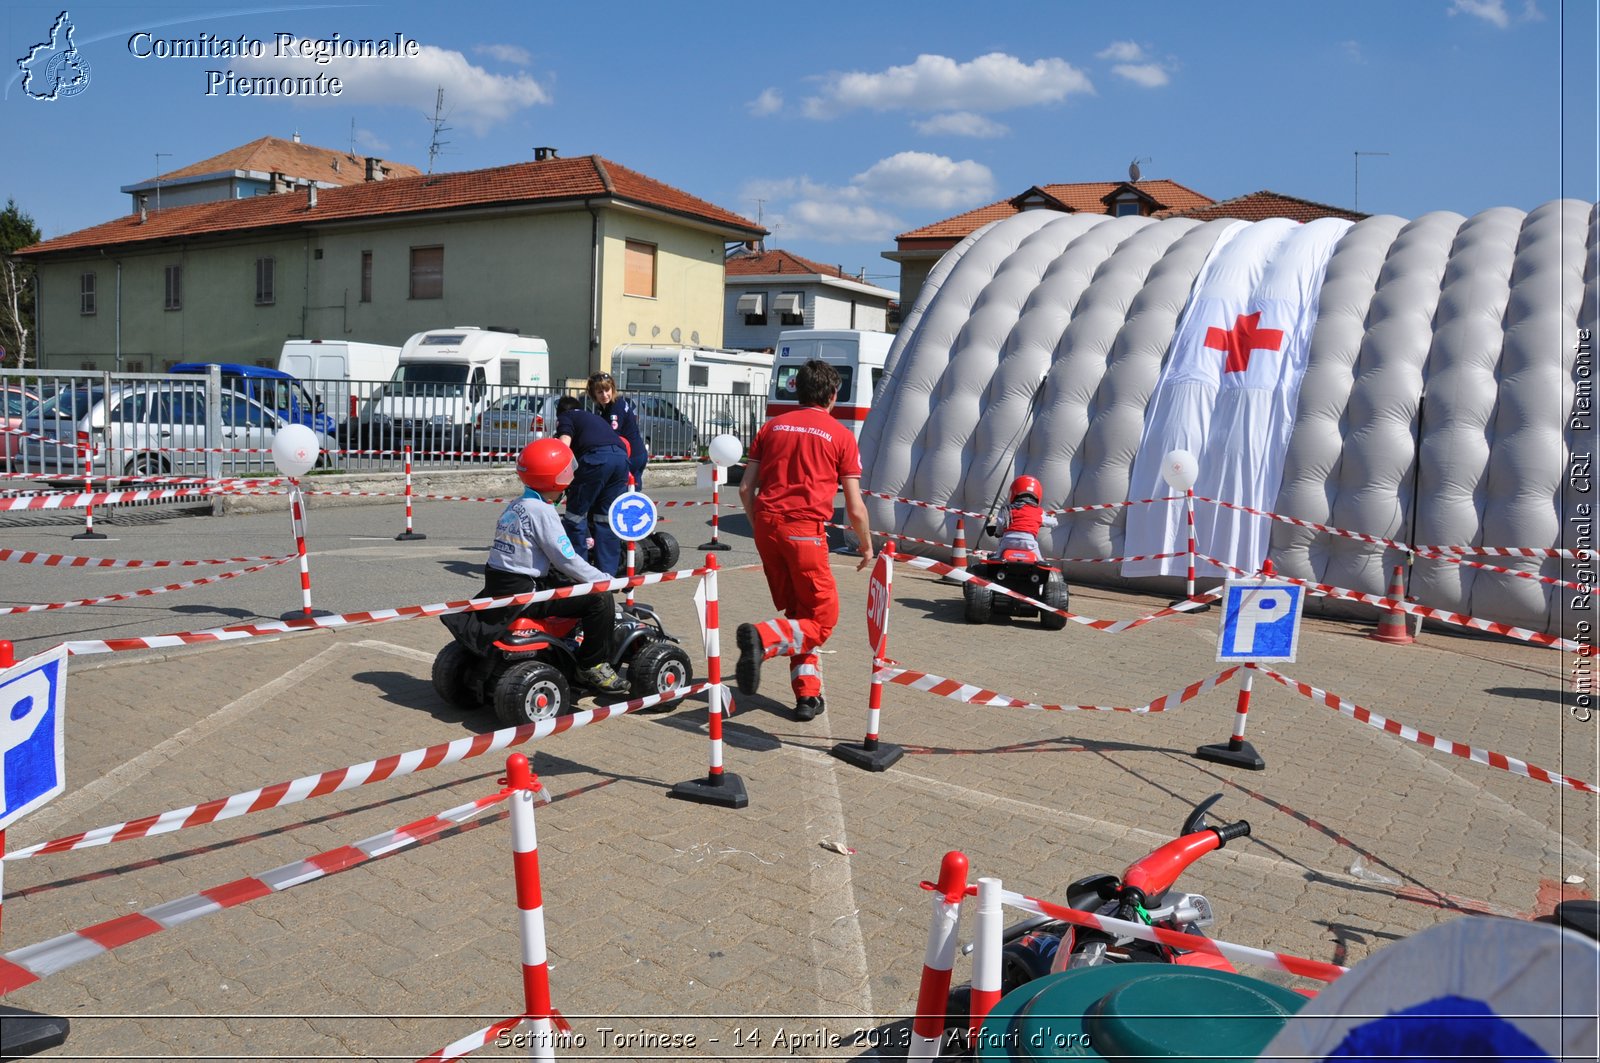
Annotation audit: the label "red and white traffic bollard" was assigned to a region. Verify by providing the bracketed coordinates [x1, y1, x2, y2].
[908, 851, 971, 1062]
[395, 444, 426, 541]
[833, 546, 904, 772]
[699, 466, 730, 551]
[280, 480, 326, 621]
[1184, 486, 1197, 600]
[669, 554, 747, 808]
[505, 753, 564, 1060]
[72, 441, 106, 541]
[624, 541, 636, 610]
[968, 877, 1005, 1042]
[1196, 663, 1266, 770]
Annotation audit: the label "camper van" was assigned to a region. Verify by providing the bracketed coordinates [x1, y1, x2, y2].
[278, 339, 402, 439]
[766, 329, 893, 437]
[360, 327, 552, 452]
[611, 344, 775, 443]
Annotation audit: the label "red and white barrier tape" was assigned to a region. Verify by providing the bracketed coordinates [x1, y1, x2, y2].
[1254, 666, 1598, 794]
[0, 548, 284, 569]
[0, 788, 514, 994]
[0, 486, 219, 512]
[0, 425, 79, 448]
[0, 556, 293, 614]
[1198, 554, 1580, 652]
[57, 564, 730, 656]
[865, 490, 987, 521]
[416, 1015, 530, 1063]
[102, 445, 275, 455]
[4, 680, 711, 861]
[874, 662, 1239, 714]
[1197, 496, 1580, 561]
[1413, 548, 1585, 591]
[900, 553, 1218, 633]
[998, 887, 1348, 983]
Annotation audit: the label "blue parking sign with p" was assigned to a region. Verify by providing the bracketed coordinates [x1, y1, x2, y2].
[1216, 580, 1304, 663]
[0, 645, 67, 831]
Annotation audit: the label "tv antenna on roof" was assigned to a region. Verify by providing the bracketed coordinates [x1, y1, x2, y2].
[1128, 157, 1151, 183]
[425, 87, 452, 174]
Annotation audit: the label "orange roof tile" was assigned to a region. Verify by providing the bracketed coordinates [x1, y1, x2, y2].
[24, 155, 762, 256]
[897, 179, 1216, 242]
[1156, 189, 1366, 223]
[725, 249, 851, 279]
[134, 135, 421, 186]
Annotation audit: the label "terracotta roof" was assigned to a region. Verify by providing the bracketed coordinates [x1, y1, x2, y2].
[133, 135, 421, 186]
[897, 179, 1215, 242]
[23, 155, 763, 256]
[725, 249, 851, 279]
[1156, 189, 1367, 223]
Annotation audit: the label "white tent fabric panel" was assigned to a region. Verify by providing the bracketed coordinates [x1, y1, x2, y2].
[859, 200, 1598, 636]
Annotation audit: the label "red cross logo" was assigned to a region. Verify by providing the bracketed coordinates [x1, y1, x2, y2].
[1205, 311, 1284, 374]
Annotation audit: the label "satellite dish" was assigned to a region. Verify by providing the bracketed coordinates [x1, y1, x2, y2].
[1128, 159, 1142, 183]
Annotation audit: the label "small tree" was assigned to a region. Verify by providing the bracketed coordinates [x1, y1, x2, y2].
[0, 198, 42, 369]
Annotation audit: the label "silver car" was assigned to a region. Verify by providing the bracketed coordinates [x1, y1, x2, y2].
[473, 392, 560, 456]
[17, 382, 330, 481]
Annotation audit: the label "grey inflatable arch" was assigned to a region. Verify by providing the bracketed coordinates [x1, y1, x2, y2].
[860, 200, 1596, 636]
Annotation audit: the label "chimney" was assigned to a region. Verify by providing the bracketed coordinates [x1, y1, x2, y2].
[533, 146, 559, 162]
[292, 130, 301, 143]
[269, 170, 287, 193]
[365, 156, 385, 181]
[306, 183, 318, 209]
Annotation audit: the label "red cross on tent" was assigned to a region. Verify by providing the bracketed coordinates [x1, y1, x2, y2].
[1205, 311, 1285, 374]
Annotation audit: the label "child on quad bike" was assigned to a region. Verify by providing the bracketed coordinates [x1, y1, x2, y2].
[988, 475, 1058, 558]
[472, 437, 629, 694]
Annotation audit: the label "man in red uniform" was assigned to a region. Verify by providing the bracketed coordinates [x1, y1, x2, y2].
[735, 359, 874, 721]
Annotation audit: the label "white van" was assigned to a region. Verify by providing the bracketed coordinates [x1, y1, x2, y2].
[361, 327, 551, 452]
[766, 329, 893, 437]
[278, 339, 402, 438]
[610, 344, 774, 397]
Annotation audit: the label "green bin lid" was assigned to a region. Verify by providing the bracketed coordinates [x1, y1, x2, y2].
[976, 964, 1306, 1061]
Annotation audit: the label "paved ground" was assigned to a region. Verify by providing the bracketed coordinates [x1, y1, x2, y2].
[0, 472, 1593, 1061]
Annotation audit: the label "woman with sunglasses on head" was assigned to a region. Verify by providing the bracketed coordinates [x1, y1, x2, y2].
[587, 371, 649, 489]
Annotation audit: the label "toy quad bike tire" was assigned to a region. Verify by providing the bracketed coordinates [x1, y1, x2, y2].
[627, 641, 693, 701]
[962, 580, 994, 624]
[494, 660, 571, 726]
[1039, 574, 1069, 631]
[431, 641, 475, 709]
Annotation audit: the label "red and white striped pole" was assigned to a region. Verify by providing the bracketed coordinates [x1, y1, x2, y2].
[0, 641, 9, 940]
[967, 877, 1004, 1043]
[1196, 663, 1266, 770]
[832, 546, 904, 772]
[624, 542, 636, 609]
[1185, 487, 1197, 600]
[908, 850, 970, 1062]
[505, 753, 560, 1061]
[699, 466, 730, 551]
[395, 443, 426, 541]
[669, 554, 747, 807]
[279, 480, 318, 620]
[72, 441, 105, 541]
[951, 518, 968, 570]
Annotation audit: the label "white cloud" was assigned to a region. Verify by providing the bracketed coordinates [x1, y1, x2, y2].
[1448, 0, 1510, 26]
[353, 127, 390, 152]
[912, 111, 1009, 138]
[1341, 40, 1365, 63]
[1111, 62, 1170, 88]
[232, 40, 550, 134]
[852, 152, 995, 210]
[747, 88, 783, 116]
[803, 52, 1093, 117]
[742, 151, 994, 243]
[475, 43, 531, 65]
[1096, 41, 1147, 62]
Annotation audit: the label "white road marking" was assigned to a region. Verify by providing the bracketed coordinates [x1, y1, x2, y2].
[796, 725, 875, 1016]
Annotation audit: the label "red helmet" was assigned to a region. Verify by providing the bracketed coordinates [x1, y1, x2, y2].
[516, 438, 576, 493]
[1009, 475, 1043, 503]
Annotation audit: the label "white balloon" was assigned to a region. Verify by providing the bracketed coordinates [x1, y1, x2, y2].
[1162, 448, 1199, 490]
[272, 424, 320, 478]
[707, 433, 743, 467]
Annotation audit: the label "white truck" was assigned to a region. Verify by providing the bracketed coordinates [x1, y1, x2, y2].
[360, 327, 552, 453]
[766, 329, 893, 437]
[610, 344, 775, 444]
[278, 339, 402, 440]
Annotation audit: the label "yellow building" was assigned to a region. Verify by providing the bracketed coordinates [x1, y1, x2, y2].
[20, 147, 763, 382]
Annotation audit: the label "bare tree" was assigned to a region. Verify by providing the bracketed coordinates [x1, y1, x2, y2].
[0, 198, 41, 369]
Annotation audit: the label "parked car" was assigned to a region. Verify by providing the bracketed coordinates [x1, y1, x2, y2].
[473, 392, 560, 456]
[1, 384, 43, 470]
[17, 382, 333, 480]
[631, 393, 700, 457]
[170, 363, 338, 437]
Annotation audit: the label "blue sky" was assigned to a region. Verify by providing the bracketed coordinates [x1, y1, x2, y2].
[3, 0, 1595, 290]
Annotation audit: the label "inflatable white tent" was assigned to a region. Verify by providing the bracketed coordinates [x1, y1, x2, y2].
[860, 201, 1595, 636]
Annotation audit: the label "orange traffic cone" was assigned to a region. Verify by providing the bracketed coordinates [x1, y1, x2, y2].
[951, 518, 968, 569]
[1369, 564, 1414, 645]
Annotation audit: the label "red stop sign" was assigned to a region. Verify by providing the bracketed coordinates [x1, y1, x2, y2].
[865, 551, 891, 656]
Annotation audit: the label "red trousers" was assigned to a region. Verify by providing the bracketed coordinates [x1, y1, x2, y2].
[750, 512, 837, 698]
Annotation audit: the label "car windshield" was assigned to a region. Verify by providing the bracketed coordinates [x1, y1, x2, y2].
[32, 387, 102, 420]
[3, 389, 39, 418]
[389, 362, 468, 396]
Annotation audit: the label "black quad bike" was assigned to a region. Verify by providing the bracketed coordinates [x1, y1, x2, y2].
[616, 530, 680, 576]
[432, 599, 693, 726]
[961, 546, 1069, 630]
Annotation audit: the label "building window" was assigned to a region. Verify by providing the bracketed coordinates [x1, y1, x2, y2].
[736, 291, 766, 326]
[624, 239, 656, 298]
[255, 257, 276, 305]
[80, 272, 96, 315]
[775, 291, 804, 327]
[410, 245, 443, 299]
[164, 265, 182, 310]
[360, 250, 373, 303]
[1114, 198, 1142, 217]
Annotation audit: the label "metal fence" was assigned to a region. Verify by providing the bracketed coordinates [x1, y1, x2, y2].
[1, 367, 768, 481]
